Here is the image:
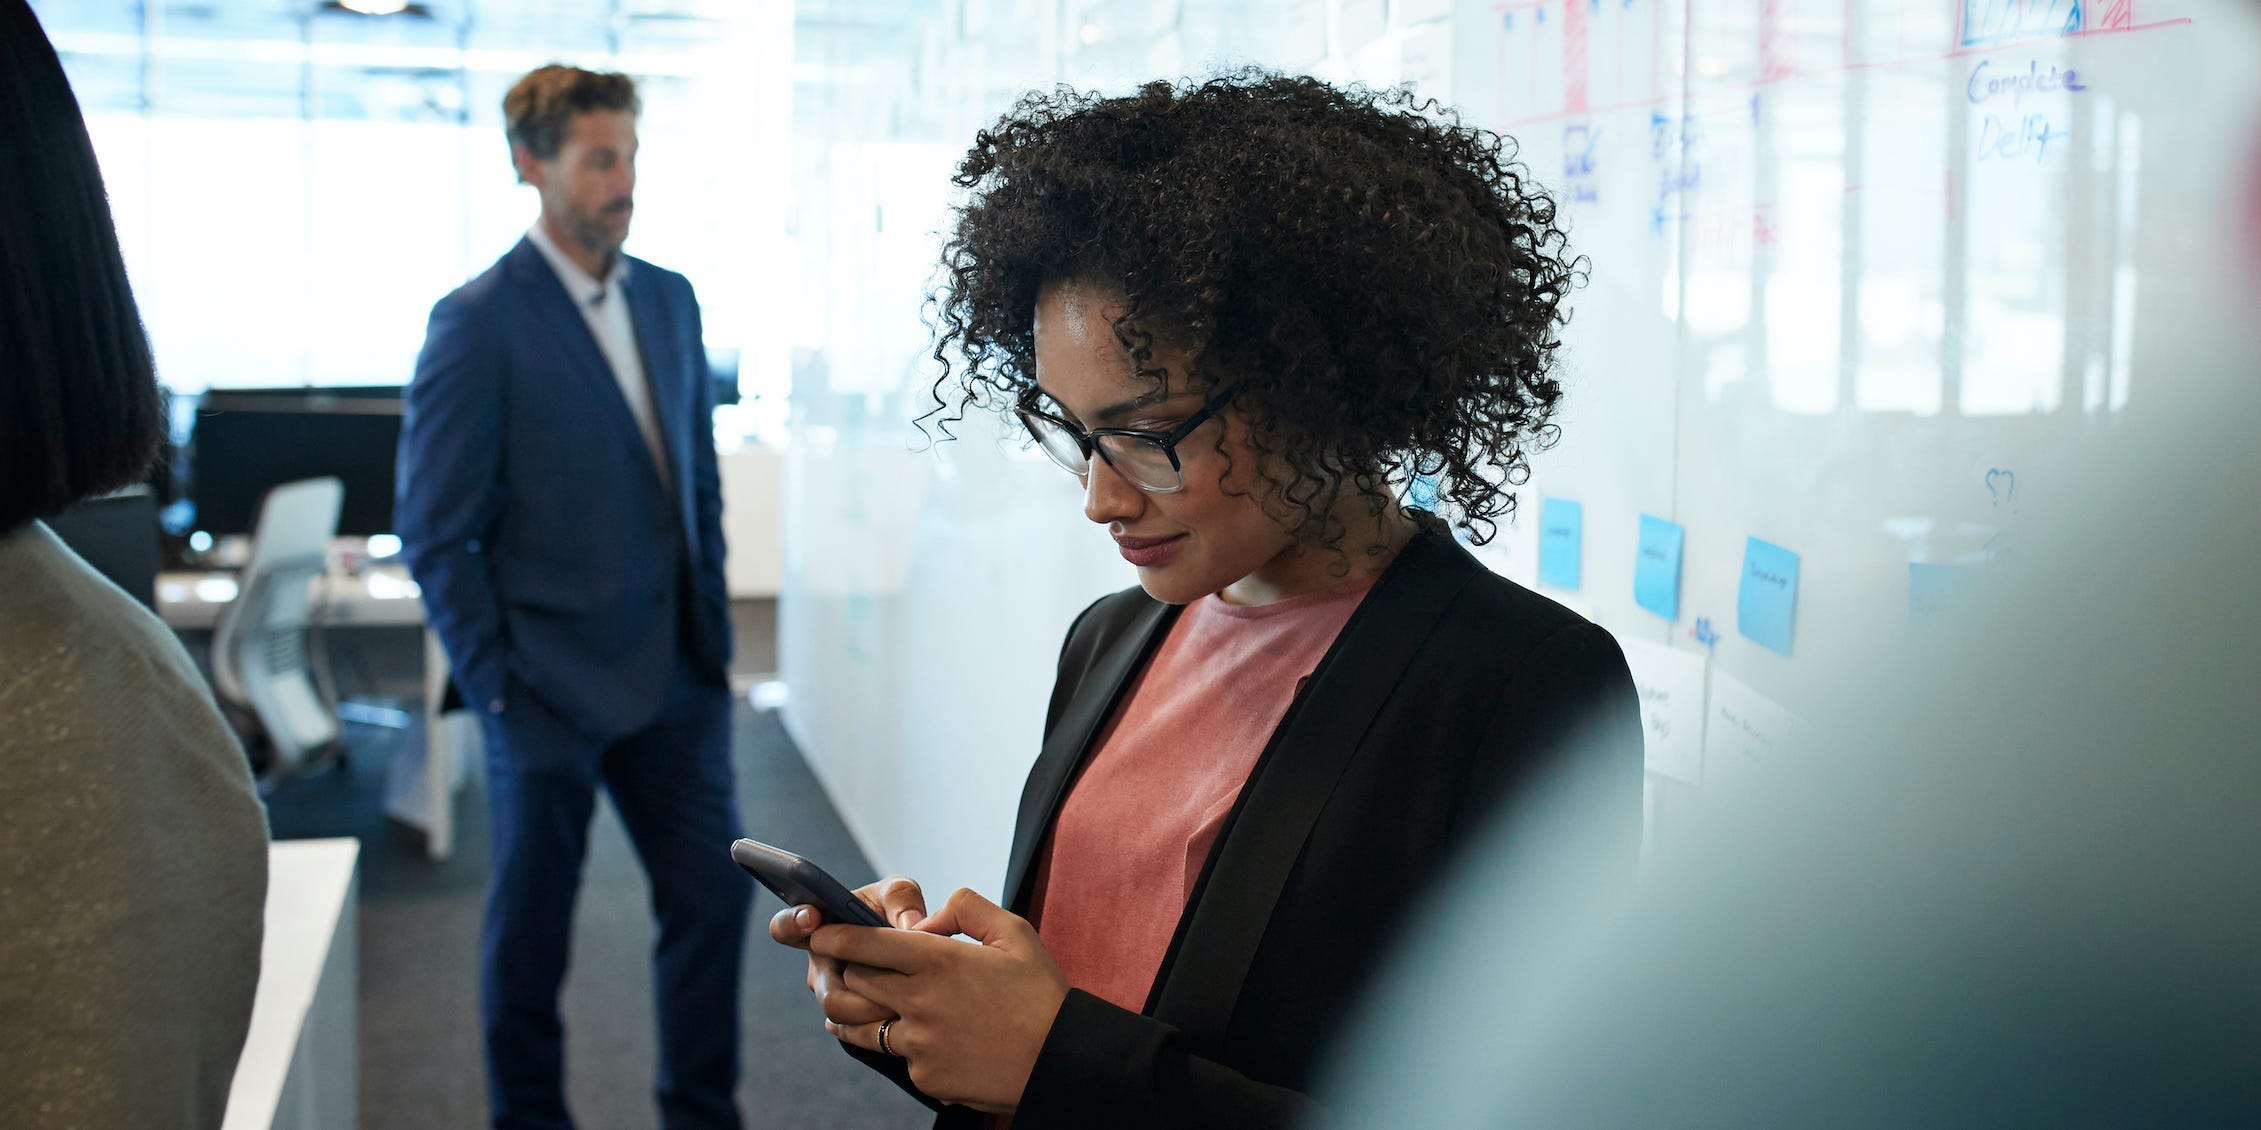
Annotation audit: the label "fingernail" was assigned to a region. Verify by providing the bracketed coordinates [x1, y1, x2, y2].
[797, 906, 817, 929]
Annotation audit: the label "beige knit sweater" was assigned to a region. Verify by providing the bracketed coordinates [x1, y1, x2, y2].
[0, 522, 268, 1129]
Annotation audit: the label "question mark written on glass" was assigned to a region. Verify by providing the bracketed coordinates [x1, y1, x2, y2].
[1985, 468, 2018, 512]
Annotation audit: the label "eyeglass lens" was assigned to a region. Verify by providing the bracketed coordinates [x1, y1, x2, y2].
[1019, 411, 1183, 491]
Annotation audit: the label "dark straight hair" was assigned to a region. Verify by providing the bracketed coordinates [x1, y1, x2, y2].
[0, 0, 163, 533]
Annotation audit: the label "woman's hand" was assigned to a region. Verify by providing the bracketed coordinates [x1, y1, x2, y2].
[813, 887, 1070, 1115]
[768, 875, 930, 1029]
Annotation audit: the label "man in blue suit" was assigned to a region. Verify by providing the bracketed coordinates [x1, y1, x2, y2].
[397, 65, 749, 1130]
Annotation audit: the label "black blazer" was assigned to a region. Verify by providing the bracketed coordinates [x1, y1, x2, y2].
[860, 523, 1644, 1127]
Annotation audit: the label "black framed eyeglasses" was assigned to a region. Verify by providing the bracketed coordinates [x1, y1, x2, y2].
[1014, 385, 1238, 494]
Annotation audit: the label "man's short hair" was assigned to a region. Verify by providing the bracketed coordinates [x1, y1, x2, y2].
[0, 0, 164, 532]
[503, 64, 639, 164]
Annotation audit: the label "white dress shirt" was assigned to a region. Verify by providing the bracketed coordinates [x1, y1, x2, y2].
[525, 221, 673, 495]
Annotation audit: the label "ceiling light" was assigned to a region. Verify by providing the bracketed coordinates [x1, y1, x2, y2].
[323, 0, 430, 15]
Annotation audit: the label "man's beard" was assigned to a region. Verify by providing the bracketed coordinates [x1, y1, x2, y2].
[567, 203, 630, 257]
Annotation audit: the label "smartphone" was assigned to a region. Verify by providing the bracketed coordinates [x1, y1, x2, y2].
[730, 838, 890, 929]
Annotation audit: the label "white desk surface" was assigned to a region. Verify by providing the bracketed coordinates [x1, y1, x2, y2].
[223, 838, 359, 1130]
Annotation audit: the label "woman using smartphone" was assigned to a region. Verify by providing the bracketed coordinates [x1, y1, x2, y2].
[772, 71, 1643, 1128]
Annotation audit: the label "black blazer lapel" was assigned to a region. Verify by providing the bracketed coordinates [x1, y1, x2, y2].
[1147, 527, 1484, 1050]
[1001, 598, 1180, 911]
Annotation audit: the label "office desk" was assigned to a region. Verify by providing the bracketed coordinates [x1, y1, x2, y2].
[223, 838, 358, 1130]
[160, 567, 468, 861]
[156, 565, 425, 631]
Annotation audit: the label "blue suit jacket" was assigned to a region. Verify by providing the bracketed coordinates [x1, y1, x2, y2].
[397, 237, 731, 743]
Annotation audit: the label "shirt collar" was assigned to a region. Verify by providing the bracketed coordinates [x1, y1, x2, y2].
[525, 220, 630, 306]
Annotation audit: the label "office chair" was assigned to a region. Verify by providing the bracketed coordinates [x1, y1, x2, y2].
[45, 486, 160, 610]
[211, 476, 346, 784]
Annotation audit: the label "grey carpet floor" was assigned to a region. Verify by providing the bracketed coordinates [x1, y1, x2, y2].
[264, 702, 932, 1130]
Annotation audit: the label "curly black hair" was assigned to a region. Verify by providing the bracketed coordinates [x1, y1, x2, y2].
[926, 69, 1584, 548]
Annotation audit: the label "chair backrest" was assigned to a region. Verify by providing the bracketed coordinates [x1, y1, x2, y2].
[243, 475, 344, 576]
[211, 477, 343, 773]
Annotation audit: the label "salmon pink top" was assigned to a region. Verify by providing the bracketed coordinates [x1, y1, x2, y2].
[1025, 576, 1375, 1014]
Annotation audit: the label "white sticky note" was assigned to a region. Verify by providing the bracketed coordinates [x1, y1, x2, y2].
[1619, 637, 1708, 784]
[1703, 669, 1795, 781]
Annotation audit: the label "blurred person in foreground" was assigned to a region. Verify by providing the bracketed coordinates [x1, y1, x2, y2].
[1325, 441, 2261, 1126]
[0, 2, 269, 1126]
[1317, 43, 2261, 1122]
[396, 64, 746, 1130]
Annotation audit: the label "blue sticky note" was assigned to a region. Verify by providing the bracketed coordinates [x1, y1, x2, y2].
[1633, 514, 1684, 621]
[1736, 536, 1800, 655]
[1407, 474, 1440, 512]
[1908, 562, 1977, 623]
[1537, 498, 1583, 590]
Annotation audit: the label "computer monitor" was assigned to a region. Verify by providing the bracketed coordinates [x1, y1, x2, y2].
[709, 346, 741, 406]
[47, 488, 161, 609]
[185, 388, 402, 538]
[204, 385, 405, 401]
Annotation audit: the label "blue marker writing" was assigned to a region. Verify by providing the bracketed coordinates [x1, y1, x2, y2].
[1966, 59, 2086, 107]
[1978, 112, 2069, 163]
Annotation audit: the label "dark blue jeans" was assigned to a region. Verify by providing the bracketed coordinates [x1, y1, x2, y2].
[477, 659, 750, 1130]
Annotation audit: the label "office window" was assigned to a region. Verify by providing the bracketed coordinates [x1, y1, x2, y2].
[34, 0, 788, 436]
